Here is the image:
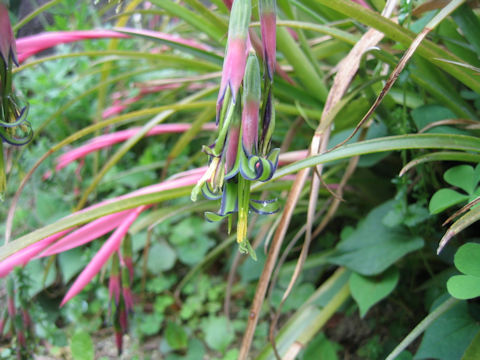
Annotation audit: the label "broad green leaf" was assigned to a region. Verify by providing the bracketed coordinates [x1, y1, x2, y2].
[302, 333, 340, 360]
[411, 105, 465, 135]
[462, 331, 480, 360]
[444, 165, 476, 194]
[176, 235, 215, 266]
[165, 339, 206, 360]
[165, 321, 188, 350]
[59, 248, 87, 283]
[36, 190, 70, 224]
[350, 267, 399, 317]
[70, 331, 94, 360]
[454, 243, 480, 277]
[202, 316, 234, 352]
[447, 275, 480, 300]
[147, 241, 177, 273]
[138, 313, 163, 336]
[415, 296, 480, 360]
[429, 188, 469, 214]
[327, 201, 424, 276]
[24, 259, 56, 297]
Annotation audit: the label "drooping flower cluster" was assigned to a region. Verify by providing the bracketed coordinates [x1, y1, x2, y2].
[0, 4, 33, 197]
[192, 0, 278, 258]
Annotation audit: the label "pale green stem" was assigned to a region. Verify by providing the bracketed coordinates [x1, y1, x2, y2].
[297, 282, 350, 343]
[13, 0, 63, 33]
[0, 142, 5, 201]
[385, 297, 459, 360]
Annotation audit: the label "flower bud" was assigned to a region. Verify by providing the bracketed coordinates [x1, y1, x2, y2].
[216, 0, 251, 122]
[0, 4, 17, 67]
[259, 0, 276, 79]
[241, 53, 261, 155]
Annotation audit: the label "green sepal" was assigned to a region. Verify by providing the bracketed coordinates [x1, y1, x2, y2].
[238, 239, 257, 261]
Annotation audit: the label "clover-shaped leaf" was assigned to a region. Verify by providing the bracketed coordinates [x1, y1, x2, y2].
[429, 189, 469, 215]
[444, 165, 478, 194]
[429, 164, 480, 215]
[447, 243, 480, 300]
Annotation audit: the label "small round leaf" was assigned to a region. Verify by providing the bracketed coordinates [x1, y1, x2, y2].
[447, 275, 480, 300]
[454, 243, 480, 277]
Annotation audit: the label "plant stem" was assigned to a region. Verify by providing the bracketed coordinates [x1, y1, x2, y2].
[13, 0, 63, 33]
[0, 142, 5, 201]
[385, 297, 459, 360]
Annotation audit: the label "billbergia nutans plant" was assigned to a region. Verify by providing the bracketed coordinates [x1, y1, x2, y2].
[1, 0, 480, 359]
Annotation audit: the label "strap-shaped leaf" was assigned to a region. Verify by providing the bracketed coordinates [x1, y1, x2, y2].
[250, 198, 279, 215]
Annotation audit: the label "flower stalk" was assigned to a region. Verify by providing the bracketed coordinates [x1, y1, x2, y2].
[192, 0, 279, 258]
[0, 4, 32, 199]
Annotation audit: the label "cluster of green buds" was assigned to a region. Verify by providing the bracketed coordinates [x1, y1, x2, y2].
[192, 0, 278, 258]
[0, 4, 33, 198]
[108, 236, 134, 355]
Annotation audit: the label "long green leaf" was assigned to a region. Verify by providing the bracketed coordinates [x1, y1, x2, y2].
[114, 28, 223, 65]
[273, 134, 480, 179]
[151, 0, 225, 43]
[0, 186, 193, 262]
[13, 51, 221, 74]
[307, 0, 480, 93]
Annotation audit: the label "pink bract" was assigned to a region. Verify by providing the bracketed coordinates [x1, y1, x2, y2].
[60, 206, 146, 306]
[55, 123, 216, 171]
[16, 28, 210, 63]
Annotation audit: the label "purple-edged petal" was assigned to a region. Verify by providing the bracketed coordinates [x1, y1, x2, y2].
[60, 206, 145, 307]
[249, 198, 279, 215]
